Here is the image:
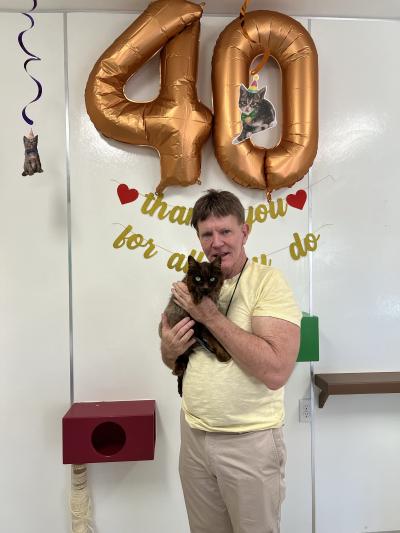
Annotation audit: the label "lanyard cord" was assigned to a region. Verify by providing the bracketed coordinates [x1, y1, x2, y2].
[194, 258, 248, 355]
[224, 258, 248, 317]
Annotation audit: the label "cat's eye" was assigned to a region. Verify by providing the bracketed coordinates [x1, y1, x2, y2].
[209, 277, 216, 282]
[195, 276, 202, 282]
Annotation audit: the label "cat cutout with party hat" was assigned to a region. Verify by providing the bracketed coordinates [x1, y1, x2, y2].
[22, 129, 43, 176]
[232, 75, 276, 145]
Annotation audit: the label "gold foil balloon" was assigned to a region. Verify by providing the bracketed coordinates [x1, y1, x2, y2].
[212, 10, 318, 194]
[85, 0, 212, 194]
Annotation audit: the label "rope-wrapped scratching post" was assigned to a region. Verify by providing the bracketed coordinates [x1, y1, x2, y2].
[70, 464, 94, 533]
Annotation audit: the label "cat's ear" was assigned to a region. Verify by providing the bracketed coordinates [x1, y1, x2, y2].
[34, 135, 38, 142]
[23, 136, 28, 142]
[211, 256, 222, 269]
[239, 84, 247, 97]
[187, 255, 197, 269]
[258, 87, 266, 99]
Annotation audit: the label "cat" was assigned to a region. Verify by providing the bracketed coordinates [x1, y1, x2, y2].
[232, 83, 276, 145]
[160, 255, 231, 396]
[22, 134, 43, 176]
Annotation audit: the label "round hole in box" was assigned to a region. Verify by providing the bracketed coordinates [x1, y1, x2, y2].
[91, 422, 126, 456]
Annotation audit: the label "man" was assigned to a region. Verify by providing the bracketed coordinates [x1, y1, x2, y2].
[160, 190, 301, 533]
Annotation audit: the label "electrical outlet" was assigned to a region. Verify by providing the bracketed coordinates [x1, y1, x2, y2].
[299, 398, 312, 423]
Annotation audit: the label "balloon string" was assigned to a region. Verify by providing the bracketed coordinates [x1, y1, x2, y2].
[240, 0, 256, 43]
[18, 0, 43, 126]
[240, 0, 270, 76]
[251, 50, 270, 76]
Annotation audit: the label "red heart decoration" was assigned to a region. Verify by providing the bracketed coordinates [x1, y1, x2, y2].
[286, 189, 307, 210]
[117, 184, 139, 204]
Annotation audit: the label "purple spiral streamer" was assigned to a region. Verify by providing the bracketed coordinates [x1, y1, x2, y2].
[18, 0, 43, 126]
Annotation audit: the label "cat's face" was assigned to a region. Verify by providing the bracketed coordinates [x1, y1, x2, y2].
[186, 256, 224, 303]
[23, 136, 38, 149]
[239, 84, 266, 114]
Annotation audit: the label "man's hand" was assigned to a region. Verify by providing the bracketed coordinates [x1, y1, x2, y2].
[172, 282, 219, 325]
[160, 313, 196, 369]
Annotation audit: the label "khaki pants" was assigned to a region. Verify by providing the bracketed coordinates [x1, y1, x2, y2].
[179, 412, 286, 533]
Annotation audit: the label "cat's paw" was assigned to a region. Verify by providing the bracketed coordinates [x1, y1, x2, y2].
[172, 367, 184, 377]
[215, 353, 232, 363]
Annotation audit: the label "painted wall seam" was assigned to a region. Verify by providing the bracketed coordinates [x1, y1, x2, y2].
[64, 12, 75, 405]
[307, 16, 316, 533]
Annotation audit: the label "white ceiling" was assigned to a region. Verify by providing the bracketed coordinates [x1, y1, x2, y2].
[2, 0, 400, 19]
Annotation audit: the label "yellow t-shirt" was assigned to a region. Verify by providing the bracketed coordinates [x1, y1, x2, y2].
[182, 261, 301, 432]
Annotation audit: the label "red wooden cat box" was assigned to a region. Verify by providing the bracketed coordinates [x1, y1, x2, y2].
[62, 400, 156, 464]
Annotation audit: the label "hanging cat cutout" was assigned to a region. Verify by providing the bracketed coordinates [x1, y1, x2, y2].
[22, 129, 43, 176]
[232, 82, 277, 145]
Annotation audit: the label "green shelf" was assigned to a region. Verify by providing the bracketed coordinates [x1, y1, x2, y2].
[297, 313, 319, 362]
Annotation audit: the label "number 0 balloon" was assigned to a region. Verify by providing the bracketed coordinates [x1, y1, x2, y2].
[212, 10, 318, 194]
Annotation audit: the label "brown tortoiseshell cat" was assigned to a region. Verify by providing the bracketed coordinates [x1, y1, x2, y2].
[161, 255, 231, 396]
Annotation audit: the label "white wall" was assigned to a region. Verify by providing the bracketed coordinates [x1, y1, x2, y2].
[312, 18, 400, 533]
[4, 0, 400, 19]
[0, 13, 70, 532]
[1, 6, 399, 533]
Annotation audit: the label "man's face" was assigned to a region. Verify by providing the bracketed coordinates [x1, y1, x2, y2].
[197, 215, 249, 279]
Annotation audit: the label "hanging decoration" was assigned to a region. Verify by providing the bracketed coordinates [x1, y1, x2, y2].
[85, 0, 212, 194]
[18, 0, 44, 176]
[212, 5, 318, 195]
[286, 189, 307, 210]
[110, 182, 325, 270]
[22, 128, 43, 176]
[110, 181, 324, 269]
[232, 75, 277, 145]
[117, 183, 139, 204]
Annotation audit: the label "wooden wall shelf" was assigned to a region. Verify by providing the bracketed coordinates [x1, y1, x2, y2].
[314, 372, 400, 407]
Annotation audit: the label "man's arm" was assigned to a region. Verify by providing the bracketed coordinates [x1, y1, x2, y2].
[159, 314, 196, 370]
[171, 283, 300, 389]
[204, 312, 300, 389]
